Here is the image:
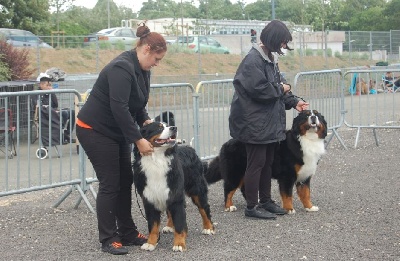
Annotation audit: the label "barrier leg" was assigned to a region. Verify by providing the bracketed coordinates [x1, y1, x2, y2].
[354, 127, 361, 148]
[75, 185, 95, 214]
[373, 128, 379, 146]
[53, 186, 73, 208]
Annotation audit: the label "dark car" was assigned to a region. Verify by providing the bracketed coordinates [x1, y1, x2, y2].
[0, 28, 53, 48]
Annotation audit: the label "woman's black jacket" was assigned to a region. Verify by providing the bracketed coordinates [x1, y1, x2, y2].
[229, 44, 298, 144]
[77, 49, 150, 144]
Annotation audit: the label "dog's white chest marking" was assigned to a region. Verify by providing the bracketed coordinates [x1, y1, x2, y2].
[141, 150, 172, 211]
[297, 132, 325, 182]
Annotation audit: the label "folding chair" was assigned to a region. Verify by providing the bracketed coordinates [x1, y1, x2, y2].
[0, 107, 17, 158]
[30, 96, 40, 144]
[381, 73, 400, 93]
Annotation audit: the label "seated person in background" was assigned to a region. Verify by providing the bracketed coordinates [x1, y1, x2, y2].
[250, 29, 257, 43]
[355, 65, 375, 95]
[36, 73, 76, 142]
[383, 71, 400, 92]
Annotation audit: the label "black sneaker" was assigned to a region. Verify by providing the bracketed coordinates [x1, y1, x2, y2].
[245, 206, 277, 220]
[259, 200, 287, 215]
[121, 231, 147, 246]
[101, 241, 128, 255]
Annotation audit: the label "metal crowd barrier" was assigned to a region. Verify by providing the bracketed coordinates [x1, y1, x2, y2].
[194, 79, 234, 159]
[0, 90, 94, 212]
[343, 68, 400, 148]
[2, 74, 400, 211]
[293, 69, 347, 149]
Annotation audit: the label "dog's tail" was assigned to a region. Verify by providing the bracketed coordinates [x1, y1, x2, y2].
[203, 156, 222, 184]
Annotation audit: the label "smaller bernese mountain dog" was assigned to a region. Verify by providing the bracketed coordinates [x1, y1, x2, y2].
[154, 111, 175, 127]
[133, 122, 214, 252]
[205, 110, 327, 214]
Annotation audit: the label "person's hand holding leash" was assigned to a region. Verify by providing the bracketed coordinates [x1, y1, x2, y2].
[295, 100, 309, 112]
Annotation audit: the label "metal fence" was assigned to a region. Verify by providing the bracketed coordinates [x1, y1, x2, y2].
[1, 71, 400, 212]
[28, 30, 400, 77]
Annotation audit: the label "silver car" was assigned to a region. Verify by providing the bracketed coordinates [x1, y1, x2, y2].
[83, 27, 137, 47]
[0, 28, 53, 48]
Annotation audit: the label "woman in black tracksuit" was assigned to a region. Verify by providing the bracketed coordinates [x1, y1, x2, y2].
[229, 20, 309, 220]
[76, 23, 167, 255]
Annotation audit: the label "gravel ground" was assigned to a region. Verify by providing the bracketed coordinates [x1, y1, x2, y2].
[1, 128, 399, 261]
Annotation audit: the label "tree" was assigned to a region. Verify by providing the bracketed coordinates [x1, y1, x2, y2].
[383, 0, 400, 30]
[244, 0, 271, 21]
[0, 0, 51, 34]
[0, 40, 34, 80]
[49, 0, 75, 35]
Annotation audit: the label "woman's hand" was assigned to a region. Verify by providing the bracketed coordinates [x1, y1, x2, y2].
[135, 138, 153, 156]
[143, 119, 152, 126]
[295, 100, 309, 112]
[282, 83, 291, 93]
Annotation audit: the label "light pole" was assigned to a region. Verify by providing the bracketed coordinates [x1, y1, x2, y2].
[349, 40, 355, 66]
[107, 0, 110, 28]
[181, 0, 184, 37]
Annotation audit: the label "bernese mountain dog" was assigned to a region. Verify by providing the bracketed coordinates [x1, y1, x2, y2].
[133, 122, 214, 252]
[205, 110, 327, 214]
[154, 111, 175, 127]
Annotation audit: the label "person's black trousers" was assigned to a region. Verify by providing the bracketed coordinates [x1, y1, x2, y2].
[76, 126, 138, 244]
[244, 142, 278, 208]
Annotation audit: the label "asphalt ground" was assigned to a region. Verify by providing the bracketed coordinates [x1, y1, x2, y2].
[1, 128, 399, 261]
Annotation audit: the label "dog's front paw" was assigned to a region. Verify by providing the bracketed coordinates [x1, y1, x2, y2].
[287, 209, 296, 215]
[141, 243, 157, 251]
[202, 228, 215, 235]
[162, 226, 175, 233]
[172, 244, 186, 252]
[224, 205, 237, 212]
[305, 206, 319, 212]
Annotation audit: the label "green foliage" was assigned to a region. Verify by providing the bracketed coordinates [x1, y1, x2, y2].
[2, 0, 399, 36]
[334, 51, 342, 58]
[114, 40, 126, 51]
[0, 0, 51, 34]
[383, 0, 400, 30]
[0, 55, 12, 81]
[327, 48, 332, 57]
[0, 40, 35, 80]
[98, 41, 113, 50]
[305, 49, 314, 56]
[360, 53, 369, 59]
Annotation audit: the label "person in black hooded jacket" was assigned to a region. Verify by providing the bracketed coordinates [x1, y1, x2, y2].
[76, 23, 167, 255]
[229, 20, 309, 220]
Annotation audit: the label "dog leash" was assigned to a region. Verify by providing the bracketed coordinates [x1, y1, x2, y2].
[134, 187, 147, 221]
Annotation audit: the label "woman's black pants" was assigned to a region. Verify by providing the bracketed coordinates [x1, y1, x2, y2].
[76, 126, 138, 244]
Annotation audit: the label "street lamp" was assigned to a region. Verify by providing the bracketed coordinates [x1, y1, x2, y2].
[349, 40, 355, 65]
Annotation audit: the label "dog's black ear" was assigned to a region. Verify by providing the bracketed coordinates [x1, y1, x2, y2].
[317, 112, 328, 138]
[291, 111, 306, 136]
[140, 122, 163, 139]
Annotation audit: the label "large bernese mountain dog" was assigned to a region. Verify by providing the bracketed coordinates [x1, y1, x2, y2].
[205, 110, 327, 214]
[132, 122, 214, 252]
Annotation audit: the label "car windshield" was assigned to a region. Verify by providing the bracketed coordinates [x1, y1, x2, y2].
[97, 28, 117, 35]
[2, 30, 40, 42]
[177, 36, 194, 43]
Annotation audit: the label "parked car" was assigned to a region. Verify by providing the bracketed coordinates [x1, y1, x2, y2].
[0, 28, 53, 48]
[83, 27, 137, 47]
[175, 36, 230, 54]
